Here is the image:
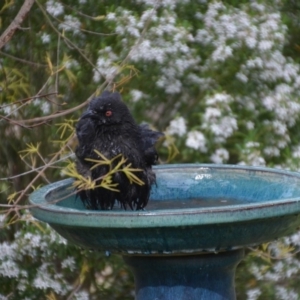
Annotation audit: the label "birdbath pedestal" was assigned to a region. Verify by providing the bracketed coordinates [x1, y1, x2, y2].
[29, 164, 300, 300]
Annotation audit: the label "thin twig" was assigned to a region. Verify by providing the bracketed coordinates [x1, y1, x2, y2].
[0, 93, 58, 108]
[0, 50, 47, 67]
[248, 246, 300, 260]
[55, 34, 61, 95]
[0, 0, 35, 50]
[0, 153, 75, 181]
[6, 138, 73, 214]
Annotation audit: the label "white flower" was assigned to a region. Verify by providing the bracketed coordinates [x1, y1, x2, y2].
[46, 0, 64, 17]
[258, 40, 273, 51]
[248, 153, 266, 166]
[246, 57, 263, 69]
[33, 266, 65, 295]
[206, 93, 233, 105]
[93, 49, 119, 82]
[276, 287, 298, 300]
[286, 266, 299, 278]
[246, 121, 254, 130]
[2, 104, 17, 116]
[251, 3, 265, 12]
[130, 90, 144, 103]
[167, 117, 187, 137]
[61, 257, 75, 271]
[127, 26, 140, 38]
[17, 278, 28, 292]
[245, 36, 257, 49]
[272, 120, 287, 135]
[0, 214, 6, 227]
[246, 288, 261, 300]
[262, 96, 275, 110]
[0, 261, 19, 278]
[41, 102, 51, 115]
[211, 116, 238, 138]
[65, 59, 79, 69]
[236, 72, 248, 83]
[41, 33, 50, 44]
[204, 107, 221, 120]
[289, 231, 300, 246]
[185, 130, 207, 152]
[246, 142, 260, 148]
[59, 15, 81, 35]
[249, 264, 264, 280]
[277, 139, 289, 149]
[264, 146, 280, 157]
[165, 79, 182, 94]
[195, 29, 212, 45]
[74, 291, 89, 300]
[211, 45, 233, 62]
[0, 242, 16, 259]
[210, 148, 229, 164]
[24, 232, 41, 248]
[292, 146, 300, 159]
[106, 12, 116, 21]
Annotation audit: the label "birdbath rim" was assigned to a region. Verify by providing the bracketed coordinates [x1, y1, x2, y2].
[29, 163, 300, 228]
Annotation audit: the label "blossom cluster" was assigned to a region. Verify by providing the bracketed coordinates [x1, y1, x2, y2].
[0, 216, 87, 299]
[97, 7, 199, 96]
[193, 1, 300, 164]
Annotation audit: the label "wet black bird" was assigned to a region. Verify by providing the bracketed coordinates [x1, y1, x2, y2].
[75, 91, 163, 210]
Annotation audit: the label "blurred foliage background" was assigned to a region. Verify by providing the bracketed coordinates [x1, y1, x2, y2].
[2, 0, 300, 299]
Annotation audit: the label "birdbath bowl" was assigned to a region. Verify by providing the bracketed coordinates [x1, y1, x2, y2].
[29, 164, 300, 300]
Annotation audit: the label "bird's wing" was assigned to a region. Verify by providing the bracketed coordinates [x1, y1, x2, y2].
[139, 124, 164, 166]
[76, 117, 96, 144]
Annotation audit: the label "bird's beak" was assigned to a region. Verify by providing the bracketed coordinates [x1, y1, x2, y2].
[80, 110, 96, 120]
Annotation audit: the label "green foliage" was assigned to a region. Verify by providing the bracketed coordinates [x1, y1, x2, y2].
[2, 0, 300, 299]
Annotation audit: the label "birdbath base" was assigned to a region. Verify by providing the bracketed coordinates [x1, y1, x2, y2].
[123, 249, 245, 300]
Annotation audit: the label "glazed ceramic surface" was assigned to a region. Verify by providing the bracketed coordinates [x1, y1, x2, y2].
[29, 164, 300, 254]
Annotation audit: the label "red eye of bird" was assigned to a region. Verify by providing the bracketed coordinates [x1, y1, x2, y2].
[105, 110, 112, 117]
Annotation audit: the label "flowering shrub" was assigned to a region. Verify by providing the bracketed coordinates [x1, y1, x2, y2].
[1, 0, 300, 299]
[0, 214, 134, 299]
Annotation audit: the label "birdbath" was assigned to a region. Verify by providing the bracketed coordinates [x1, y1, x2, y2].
[29, 164, 300, 300]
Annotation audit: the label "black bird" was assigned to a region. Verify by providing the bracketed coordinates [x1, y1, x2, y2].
[75, 91, 163, 210]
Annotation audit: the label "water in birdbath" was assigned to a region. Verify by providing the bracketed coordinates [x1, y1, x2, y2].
[53, 191, 248, 211]
[145, 197, 248, 210]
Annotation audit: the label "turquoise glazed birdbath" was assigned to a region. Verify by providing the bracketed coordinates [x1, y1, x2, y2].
[29, 164, 300, 300]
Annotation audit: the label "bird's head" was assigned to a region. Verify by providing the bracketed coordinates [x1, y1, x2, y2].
[81, 91, 134, 127]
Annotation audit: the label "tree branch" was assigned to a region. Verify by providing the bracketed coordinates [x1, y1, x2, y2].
[0, 0, 35, 50]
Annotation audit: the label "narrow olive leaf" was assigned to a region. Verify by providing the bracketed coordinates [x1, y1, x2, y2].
[85, 150, 123, 170]
[122, 164, 144, 185]
[69, 150, 145, 192]
[18, 142, 41, 158]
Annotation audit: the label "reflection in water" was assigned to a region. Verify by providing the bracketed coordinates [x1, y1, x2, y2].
[56, 195, 250, 211]
[145, 197, 250, 211]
